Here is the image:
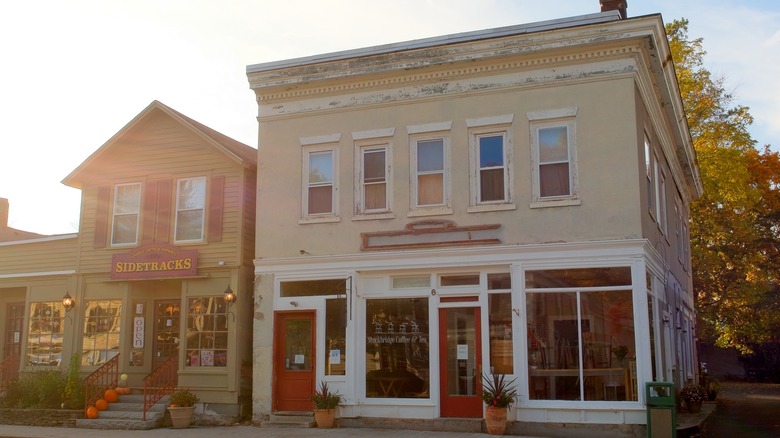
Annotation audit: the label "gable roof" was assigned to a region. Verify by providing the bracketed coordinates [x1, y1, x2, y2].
[63, 100, 256, 189]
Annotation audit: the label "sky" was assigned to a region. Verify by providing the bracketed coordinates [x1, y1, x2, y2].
[2, 0, 779, 235]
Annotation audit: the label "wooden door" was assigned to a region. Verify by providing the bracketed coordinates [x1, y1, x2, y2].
[153, 300, 180, 369]
[273, 311, 316, 412]
[4, 303, 24, 359]
[439, 306, 482, 417]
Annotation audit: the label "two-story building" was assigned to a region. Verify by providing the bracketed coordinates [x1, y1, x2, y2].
[0, 101, 256, 421]
[247, 4, 701, 436]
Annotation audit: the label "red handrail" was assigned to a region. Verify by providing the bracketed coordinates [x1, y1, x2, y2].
[83, 354, 120, 412]
[0, 353, 20, 393]
[143, 355, 177, 420]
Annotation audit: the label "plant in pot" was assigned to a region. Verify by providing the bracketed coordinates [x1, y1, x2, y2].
[481, 373, 518, 435]
[168, 388, 199, 428]
[312, 381, 343, 428]
[680, 383, 707, 413]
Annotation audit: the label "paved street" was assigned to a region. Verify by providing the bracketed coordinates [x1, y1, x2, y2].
[699, 381, 780, 437]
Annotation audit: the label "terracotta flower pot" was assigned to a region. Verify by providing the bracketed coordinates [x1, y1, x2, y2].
[168, 406, 196, 428]
[686, 400, 702, 413]
[485, 405, 507, 435]
[314, 408, 336, 428]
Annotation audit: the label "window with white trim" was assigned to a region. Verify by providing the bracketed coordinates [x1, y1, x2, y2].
[355, 141, 391, 216]
[304, 148, 337, 218]
[408, 121, 452, 216]
[656, 162, 668, 235]
[467, 114, 514, 210]
[111, 182, 141, 245]
[645, 134, 655, 217]
[528, 108, 578, 207]
[174, 176, 206, 242]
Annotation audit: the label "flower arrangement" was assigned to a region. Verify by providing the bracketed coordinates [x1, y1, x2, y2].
[680, 383, 707, 404]
[612, 345, 629, 362]
[481, 373, 518, 409]
[169, 388, 199, 407]
[312, 381, 343, 410]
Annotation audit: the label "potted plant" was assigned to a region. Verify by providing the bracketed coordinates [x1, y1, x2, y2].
[481, 373, 517, 435]
[680, 383, 707, 413]
[312, 381, 343, 428]
[168, 388, 199, 428]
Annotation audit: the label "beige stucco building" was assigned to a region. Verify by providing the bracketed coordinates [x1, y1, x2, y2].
[248, 6, 701, 436]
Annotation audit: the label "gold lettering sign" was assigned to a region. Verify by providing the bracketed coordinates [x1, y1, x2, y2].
[111, 244, 198, 279]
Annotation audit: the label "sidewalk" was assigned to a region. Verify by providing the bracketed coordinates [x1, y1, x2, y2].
[0, 424, 521, 438]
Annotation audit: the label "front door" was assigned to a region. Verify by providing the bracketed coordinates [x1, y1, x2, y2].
[439, 305, 482, 417]
[4, 303, 24, 359]
[273, 311, 316, 412]
[153, 300, 181, 369]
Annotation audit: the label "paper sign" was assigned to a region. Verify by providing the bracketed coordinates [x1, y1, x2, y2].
[294, 354, 305, 364]
[457, 344, 469, 360]
[329, 349, 341, 365]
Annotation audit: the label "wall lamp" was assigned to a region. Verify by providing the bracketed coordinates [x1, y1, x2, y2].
[224, 285, 236, 321]
[62, 292, 75, 312]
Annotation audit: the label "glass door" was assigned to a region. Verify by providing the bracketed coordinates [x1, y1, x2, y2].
[439, 306, 482, 417]
[153, 301, 180, 369]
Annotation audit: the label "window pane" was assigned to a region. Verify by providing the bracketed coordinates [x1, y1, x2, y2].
[418, 173, 443, 205]
[82, 300, 121, 367]
[325, 298, 347, 376]
[418, 140, 443, 172]
[309, 152, 333, 184]
[281, 279, 346, 297]
[440, 274, 479, 286]
[113, 215, 138, 244]
[177, 178, 206, 210]
[366, 298, 429, 398]
[539, 126, 568, 162]
[525, 268, 632, 288]
[27, 302, 64, 366]
[176, 209, 204, 241]
[308, 186, 332, 214]
[112, 183, 140, 244]
[479, 135, 504, 168]
[364, 183, 386, 210]
[480, 168, 504, 201]
[489, 293, 513, 374]
[363, 150, 386, 183]
[539, 163, 570, 197]
[115, 185, 141, 214]
[186, 297, 229, 367]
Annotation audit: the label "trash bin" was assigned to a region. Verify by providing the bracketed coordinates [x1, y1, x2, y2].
[646, 382, 676, 438]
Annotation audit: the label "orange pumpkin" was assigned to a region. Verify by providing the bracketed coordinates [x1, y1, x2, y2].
[95, 399, 109, 411]
[86, 406, 98, 419]
[104, 389, 119, 402]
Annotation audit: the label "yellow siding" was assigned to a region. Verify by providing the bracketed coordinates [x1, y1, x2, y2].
[0, 237, 77, 276]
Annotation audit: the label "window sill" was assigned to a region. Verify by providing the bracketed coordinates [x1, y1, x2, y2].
[352, 212, 394, 221]
[298, 215, 341, 225]
[467, 203, 516, 213]
[408, 207, 453, 218]
[529, 198, 581, 209]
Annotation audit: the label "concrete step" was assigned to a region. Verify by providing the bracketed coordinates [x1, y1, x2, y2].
[76, 417, 161, 430]
[263, 411, 316, 428]
[76, 389, 169, 430]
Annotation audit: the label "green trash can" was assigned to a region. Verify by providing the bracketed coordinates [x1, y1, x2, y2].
[646, 382, 676, 438]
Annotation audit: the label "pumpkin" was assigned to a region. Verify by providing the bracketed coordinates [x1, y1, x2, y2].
[95, 398, 109, 411]
[86, 406, 98, 419]
[104, 389, 119, 402]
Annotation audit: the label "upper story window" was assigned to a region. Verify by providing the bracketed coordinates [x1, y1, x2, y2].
[111, 182, 141, 246]
[299, 134, 340, 224]
[408, 121, 452, 216]
[353, 131, 394, 219]
[175, 177, 206, 242]
[645, 134, 656, 217]
[528, 108, 578, 207]
[657, 165, 668, 236]
[467, 115, 514, 212]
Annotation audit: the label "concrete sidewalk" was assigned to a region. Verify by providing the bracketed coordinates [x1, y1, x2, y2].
[0, 424, 533, 438]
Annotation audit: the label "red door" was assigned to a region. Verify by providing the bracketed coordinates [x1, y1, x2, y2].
[439, 305, 483, 417]
[273, 311, 316, 412]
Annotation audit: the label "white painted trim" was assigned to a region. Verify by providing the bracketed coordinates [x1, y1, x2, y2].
[299, 133, 341, 146]
[0, 233, 78, 246]
[465, 114, 514, 127]
[526, 107, 578, 121]
[406, 121, 452, 134]
[0, 270, 76, 279]
[352, 128, 395, 140]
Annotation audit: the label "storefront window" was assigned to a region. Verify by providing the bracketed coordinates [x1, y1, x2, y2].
[185, 297, 228, 367]
[365, 298, 429, 398]
[82, 300, 121, 366]
[489, 293, 513, 374]
[325, 298, 346, 375]
[27, 302, 64, 366]
[526, 267, 635, 402]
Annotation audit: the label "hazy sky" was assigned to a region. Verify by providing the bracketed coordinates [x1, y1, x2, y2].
[2, 0, 779, 235]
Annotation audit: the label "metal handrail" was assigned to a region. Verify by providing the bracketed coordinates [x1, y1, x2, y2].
[143, 355, 177, 420]
[0, 353, 20, 393]
[83, 354, 120, 411]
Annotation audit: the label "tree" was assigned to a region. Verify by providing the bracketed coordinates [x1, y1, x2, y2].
[667, 19, 780, 354]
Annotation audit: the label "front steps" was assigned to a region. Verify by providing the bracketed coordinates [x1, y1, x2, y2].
[75, 391, 168, 430]
[262, 411, 316, 428]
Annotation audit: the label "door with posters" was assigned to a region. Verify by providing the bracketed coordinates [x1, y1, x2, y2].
[273, 311, 316, 411]
[153, 300, 181, 370]
[439, 301, 483, 417]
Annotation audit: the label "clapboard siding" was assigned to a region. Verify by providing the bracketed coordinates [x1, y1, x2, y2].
[0, 237, 77, 276]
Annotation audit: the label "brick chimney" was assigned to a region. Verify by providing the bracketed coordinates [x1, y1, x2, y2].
[600, 0, 627, 19]
[0, 198, 8, 229]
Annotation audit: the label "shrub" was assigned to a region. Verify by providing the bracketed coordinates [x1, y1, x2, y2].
[169, 388, 199, 407]
[1, 354, 83, 409]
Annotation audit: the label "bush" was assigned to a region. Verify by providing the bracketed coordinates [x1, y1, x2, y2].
[1, 354, 83, 409]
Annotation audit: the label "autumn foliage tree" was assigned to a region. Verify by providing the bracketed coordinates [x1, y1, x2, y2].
[668, 20, 780, 358]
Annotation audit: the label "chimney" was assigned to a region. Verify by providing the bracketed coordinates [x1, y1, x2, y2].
[600, 0, 627, 19]
[0, 198, 8, 229]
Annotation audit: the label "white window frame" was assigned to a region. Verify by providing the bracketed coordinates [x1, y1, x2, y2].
[675, 198, 684, 264]
[656, 159, 668, 236]
[645, 134, 656, 218]
[354, 138, 393, 219]
[111, 182, 141, 246]
[467, 114, 515, 213]
[407, 121, 453, 217]
[301, 143, 339, 224]
[528, 108, 579, 208]
[174, 176, 206, 243]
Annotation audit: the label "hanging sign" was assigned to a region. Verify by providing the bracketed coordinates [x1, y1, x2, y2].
[133, 317, 144, 348]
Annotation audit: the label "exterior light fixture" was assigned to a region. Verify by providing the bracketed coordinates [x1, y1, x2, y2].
[62, 292, 75, 311]
[224, 285, 236, 305]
